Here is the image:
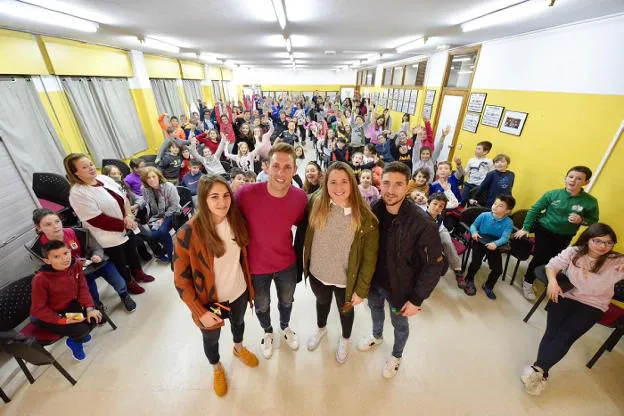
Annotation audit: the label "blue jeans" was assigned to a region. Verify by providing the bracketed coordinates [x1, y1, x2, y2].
[85, 261, 128, 304]
[151, 216, 174, 259]
[252, 264, 297, 333]
[367, 284, 410, 359]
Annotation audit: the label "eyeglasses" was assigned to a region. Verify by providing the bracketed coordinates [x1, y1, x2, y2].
[590, 238, 615, 248]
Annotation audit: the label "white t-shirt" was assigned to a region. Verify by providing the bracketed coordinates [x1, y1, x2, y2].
[214, 220, 247, 303]
[69, 175, 130, 248]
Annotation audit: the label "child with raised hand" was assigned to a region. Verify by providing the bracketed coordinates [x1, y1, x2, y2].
[461, 140, 493, 204]
[159, 141, 182, 185]
[30, 240, 103, 361]
[411, 124, 450, 181]
[429, 160, 464, 202]
[349, 110, 370, 153]
[473, 153, 514, 207]
[426, 193, 466, 288]
[464, 195, 516, 298]
[222, 133, 260, 172]
[515, 166, 599, 301]
[358, 169, 380, 206]
[188, 137, 226, 176]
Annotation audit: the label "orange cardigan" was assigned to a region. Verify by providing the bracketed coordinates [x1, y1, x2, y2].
[158, 114, 186, 140]
[173, 219, 254, 329]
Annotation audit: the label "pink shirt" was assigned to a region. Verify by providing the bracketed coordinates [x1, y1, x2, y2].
[236, 182, 307, 275]
[547, 247, 624, 312]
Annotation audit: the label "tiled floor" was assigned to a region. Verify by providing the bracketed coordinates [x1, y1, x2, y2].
[2, 259, 623, 415]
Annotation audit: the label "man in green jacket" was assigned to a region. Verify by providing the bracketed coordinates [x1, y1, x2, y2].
[514, 166, 599, 301]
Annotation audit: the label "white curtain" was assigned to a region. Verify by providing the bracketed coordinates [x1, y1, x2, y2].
[151, 78, 185, 118]
[61, 77, 147, 166]
[211, 80, 223, 103]
[182, 79, 203, 112]
[0, 77, 65, 187]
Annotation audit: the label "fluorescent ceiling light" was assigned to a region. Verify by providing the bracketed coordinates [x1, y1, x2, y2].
[1, 0, 99, 32]
[199, 53, 221, 62]
[457, 70, 473, 74]
[461, 0, 552, 32]
[285, 36, 292, 53]
[395, 37, 426, 53]
[453, 56, 473, 62]
[271, 0, 287, 30]
[343, 50, 372, 54]
[141, 37, 180, 53]
[289, 54, 294, 62]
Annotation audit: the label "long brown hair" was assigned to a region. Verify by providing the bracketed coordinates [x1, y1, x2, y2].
[63, 153, 90, 185]
[303, 161, 323, 193]
[572, 223, 621, 273]
[192, 175, 249, 258]
[309, 161, 372, 231]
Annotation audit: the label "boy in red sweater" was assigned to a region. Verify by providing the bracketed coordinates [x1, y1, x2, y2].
[30, 240, 102, 361]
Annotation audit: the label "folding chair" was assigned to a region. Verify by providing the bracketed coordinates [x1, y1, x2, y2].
[101, 159, 131, 177]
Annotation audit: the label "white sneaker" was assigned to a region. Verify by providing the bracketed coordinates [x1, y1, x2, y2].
[523, 366, 547, 395]
[357, 334, 383, 351]
[520, 365, 535, 385]
[335, 338, 349, 364]
[307, 327, 327, 351]
[281, 327, 300, 351]
[523, 282, 536, 301]
[382, 356, 401, 379]
[260, 333, 274, 359]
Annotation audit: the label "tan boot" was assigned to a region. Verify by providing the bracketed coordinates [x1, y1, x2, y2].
[233, 346, 259, 368]
[213, 364, 228, 397]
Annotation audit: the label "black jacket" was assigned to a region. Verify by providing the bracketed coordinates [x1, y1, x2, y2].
[371, 198, 444, 307]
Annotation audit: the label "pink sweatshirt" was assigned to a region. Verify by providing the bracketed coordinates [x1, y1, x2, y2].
[547, 247, 624, 312]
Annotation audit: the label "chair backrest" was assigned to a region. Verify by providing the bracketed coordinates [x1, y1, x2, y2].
[614, 280, 624, 303]
[101, 159, 131, 178]
[140, 154, 157, 164]
[32, 173, 71, 207]
[0, 275, 34, 332]
[509, 236, 533, 261]
[510, 209, 528, 230]
[25, 235, 44, 263]
[176, 186, 194, 211]
[459, 207, 489, 227]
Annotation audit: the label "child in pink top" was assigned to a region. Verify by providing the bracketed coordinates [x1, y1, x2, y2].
[522, 223, 624, 396]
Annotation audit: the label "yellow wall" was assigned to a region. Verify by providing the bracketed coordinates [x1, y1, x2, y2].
[180, 61, 204, 80]
[203, 85, 214, 107]
[453, 89, 624, 244]
[207, 66, 222, 80]
[41, 36, 133, 77]
[221, 68, 233, 81]
[144, 54, 181, 79]
[38, 90, 86, 154]
[129, 88, 163, 156]
[0, 29, 49, 75]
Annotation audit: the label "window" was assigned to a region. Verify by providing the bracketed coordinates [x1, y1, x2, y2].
[365, 69, 375, 86]
[446, 52, 478, 89]
[382, 68, 393, 86]
[404, 64, 418, 86]
[392, 66, 404, 86]
[150, 78, 185, 117]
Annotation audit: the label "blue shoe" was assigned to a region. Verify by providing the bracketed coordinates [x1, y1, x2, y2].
[81, 334, 92, 344]
[156, 255, 170, 264]
[66, 338, 86, 361]
[481, 284, 497, 300]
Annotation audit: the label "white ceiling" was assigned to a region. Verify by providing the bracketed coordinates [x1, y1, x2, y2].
[1, 0, 623, 69]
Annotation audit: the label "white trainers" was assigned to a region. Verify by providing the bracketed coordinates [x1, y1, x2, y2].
[522, 366, 547, 395]
[307, 327, 327, 351]
[260, 333, 274, 359]
[357, 334, 384, 351]
[382, 356, 401, 379]
[523, 282, 536, 301]
[281, 327, 300, 351]
[335, 338, 350, 364]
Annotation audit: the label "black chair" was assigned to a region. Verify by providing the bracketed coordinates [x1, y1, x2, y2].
[101, 159, 131, 177]
[31, 172, 79, 227]
[0, 386, 9, 403]
[140, 154, 157, 167]
[174, 186, 194, 230]
[503, 236, 533, 284]
[452, 207, 489, 270]
[510, 209, 528, 230]
[587, 314, 624, 369]
[522, 265, 576, 323]
[0, 276, 77, 389]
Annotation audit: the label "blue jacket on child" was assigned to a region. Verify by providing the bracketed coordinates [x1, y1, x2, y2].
[470, 212, 513, 247]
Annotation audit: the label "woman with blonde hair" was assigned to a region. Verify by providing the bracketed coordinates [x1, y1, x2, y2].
[303, 161, 379, 363]
[173, 175, 258, 397]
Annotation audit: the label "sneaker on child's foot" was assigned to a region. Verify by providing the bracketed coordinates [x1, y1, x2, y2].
[121, 294, 137, 312]
[336, 338, 350, 364]
[382, 356, 401, 379]
[307, 327, 327, 351]
[523, 282, 536, 301]
[234, 346, 259, 368]
[522, 366, 547, 395]
[357, 334, 383, 351]
[213, 364, 227, 397]
[66, 338, 86, 361]
[260, 333, 274, 359]
[463, 281, 476, 296]
[281, 327, 300, 351]
[455, 272, 467, 289]
[482, 284, 497, 300]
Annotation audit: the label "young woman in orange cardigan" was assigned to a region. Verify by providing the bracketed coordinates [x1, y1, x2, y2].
[173, 175, 258, 397]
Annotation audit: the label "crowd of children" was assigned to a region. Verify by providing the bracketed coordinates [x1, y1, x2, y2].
[28, 91, 621, 400]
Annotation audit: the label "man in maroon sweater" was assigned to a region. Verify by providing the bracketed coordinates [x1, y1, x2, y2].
[30, 240, 102, 361]
[236, 143, 307, 360]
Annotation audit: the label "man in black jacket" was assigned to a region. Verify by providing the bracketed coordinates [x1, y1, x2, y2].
[358, 161, 444, 379]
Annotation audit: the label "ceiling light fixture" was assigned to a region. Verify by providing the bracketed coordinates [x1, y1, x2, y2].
[285, 36, 292, 53]
[457, 70, 473, 74]
[199, 53, 221, 63]
[365, 53, 381, 63]
[324, 50, 336, 55]
[395, 37, 427, 53]
[461, 0, 552, 32]
[437, 44, 450, 51]
[141, 37, 180, 53]
[453, 56, 473, 62]
[271, 0, 287, 30]
[224, 60, 239, 68]
[1, 0, 99, 32]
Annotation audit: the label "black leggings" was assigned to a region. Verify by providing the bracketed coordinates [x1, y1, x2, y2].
[103, 237, 142, 283]
[309, 275, 354, 339]
[524, 225, 573, 284]
[34, 300, 96, 342]
[201, 291, 248, 365]
[465, 242, 503, 289]
[534, 297, 603, 376]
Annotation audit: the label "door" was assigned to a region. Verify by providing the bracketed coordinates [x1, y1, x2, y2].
[434, 92, 466, 162]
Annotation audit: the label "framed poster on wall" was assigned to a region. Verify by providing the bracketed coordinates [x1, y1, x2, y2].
[423, 104, 433, 119]
[408, 102, 416, 115]
[467, 93, 487, 113]
[500, 110, 528, 136]
[409, 89, 418, 103]
[425, 89, 436, 105]
[481, 105, 505, 128]
[462, 112, 480, 133]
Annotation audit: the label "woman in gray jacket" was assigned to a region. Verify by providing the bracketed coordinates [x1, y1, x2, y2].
[140, 167, 181, 263]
